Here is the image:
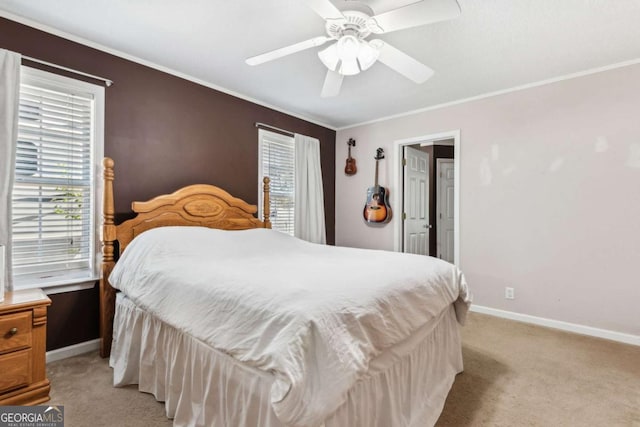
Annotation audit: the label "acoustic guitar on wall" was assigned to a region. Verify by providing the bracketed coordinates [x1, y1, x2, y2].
[363, 148, 391, 224]
[344, 138, 357, 175]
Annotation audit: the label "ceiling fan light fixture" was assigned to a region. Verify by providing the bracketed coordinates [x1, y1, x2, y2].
[357, 42, 380, 71]
[339, 58, 360, 76]
[318, 43, 340, 71]
[336, 35, 360, 61]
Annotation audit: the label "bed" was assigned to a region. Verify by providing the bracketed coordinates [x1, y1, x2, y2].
[99, 157, 471, 427]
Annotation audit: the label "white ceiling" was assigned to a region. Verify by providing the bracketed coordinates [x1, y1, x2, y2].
[2, 0, 640, 129]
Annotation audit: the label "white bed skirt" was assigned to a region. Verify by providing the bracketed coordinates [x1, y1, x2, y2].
[110, 295, 463, 427]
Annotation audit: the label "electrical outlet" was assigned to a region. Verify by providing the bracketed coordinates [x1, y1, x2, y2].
[505, 287, 515, 300]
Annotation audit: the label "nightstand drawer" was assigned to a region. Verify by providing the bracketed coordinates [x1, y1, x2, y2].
[0, 311, 32, 354]
[0, 349, 33, 393]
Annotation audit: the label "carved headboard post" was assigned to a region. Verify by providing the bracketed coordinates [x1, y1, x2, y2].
[263, 177, 272, 229]
[100, 158, 117, 358]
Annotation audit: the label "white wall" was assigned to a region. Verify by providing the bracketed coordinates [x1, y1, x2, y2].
[336, 63, 640, 337]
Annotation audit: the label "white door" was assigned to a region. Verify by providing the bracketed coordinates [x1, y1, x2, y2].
[437, 159, 455, 262]
[403, 146, 429, 255]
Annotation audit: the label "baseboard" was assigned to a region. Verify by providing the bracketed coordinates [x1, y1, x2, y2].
[46, 338, 100, 363]
[470, 305, 640, 347]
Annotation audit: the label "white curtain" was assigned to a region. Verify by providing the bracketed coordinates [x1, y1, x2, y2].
[294, 134, 326, 244]
[0, 49, 21, 293]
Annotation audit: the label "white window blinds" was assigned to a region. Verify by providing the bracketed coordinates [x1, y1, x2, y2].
[258, 129, 295, 236]
[11, 68, 103, 287]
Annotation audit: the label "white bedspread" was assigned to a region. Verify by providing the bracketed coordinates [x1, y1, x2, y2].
[109, 227, 471, 427]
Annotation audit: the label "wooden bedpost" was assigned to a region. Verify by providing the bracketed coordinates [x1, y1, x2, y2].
[262, 177, 271, 229]
[100, 157, 117, 358]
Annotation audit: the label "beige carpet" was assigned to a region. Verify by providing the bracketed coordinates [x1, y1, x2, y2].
[437, 313, 639, 426]
[47, 312, 640, 426]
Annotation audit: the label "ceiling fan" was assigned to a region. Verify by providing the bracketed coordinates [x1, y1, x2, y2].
[245, 0, 461, 97]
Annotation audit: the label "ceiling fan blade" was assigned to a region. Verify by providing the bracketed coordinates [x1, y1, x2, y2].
[246, 36, 330, 66]
[321, 70, 344, 97]
[304, 0, 345, 20]
[373, 40, 434, 83]
[368, 0, 461, 34]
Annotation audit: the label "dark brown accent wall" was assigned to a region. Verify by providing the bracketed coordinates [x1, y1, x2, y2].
[1, 17, 336, 351]
[46, 284, 100, 351]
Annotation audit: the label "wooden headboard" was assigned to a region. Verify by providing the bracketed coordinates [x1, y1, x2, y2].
[99, 157, 271, 357]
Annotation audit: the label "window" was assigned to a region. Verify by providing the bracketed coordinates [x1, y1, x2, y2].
[258, 129, 295, 235]
[11, 67, 104, 289]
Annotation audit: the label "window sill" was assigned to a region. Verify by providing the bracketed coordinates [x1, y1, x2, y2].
[43, 280, 98, 295]
[14, 275, 99, 295]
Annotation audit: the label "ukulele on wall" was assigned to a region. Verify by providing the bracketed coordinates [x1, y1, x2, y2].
[363, 148, 392, 224]
[344, 138, 357, 175]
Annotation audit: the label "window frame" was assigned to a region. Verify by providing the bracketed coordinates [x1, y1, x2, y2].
[257, 129, 295, 235]
[12, 66, 105, 291]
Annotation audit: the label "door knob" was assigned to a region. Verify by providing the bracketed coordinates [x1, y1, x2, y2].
[423, 224, 432, 229]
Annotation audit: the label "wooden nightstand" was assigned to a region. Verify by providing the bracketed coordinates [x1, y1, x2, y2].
[0, 289, 51, 405]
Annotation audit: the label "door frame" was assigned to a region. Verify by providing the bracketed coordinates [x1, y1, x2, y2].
[392, 129, 461, 266]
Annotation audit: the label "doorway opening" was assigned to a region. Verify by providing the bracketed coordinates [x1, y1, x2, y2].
[392, 130, 460, 265]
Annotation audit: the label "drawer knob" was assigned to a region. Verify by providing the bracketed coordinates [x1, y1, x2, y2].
[9, 327, 18, 335]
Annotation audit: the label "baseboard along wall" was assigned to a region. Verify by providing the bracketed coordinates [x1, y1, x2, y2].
[46, 338, 101, 363]
[470, 305, 640, 347]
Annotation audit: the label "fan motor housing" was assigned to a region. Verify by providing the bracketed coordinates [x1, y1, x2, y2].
[325, 10, 372, 40]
